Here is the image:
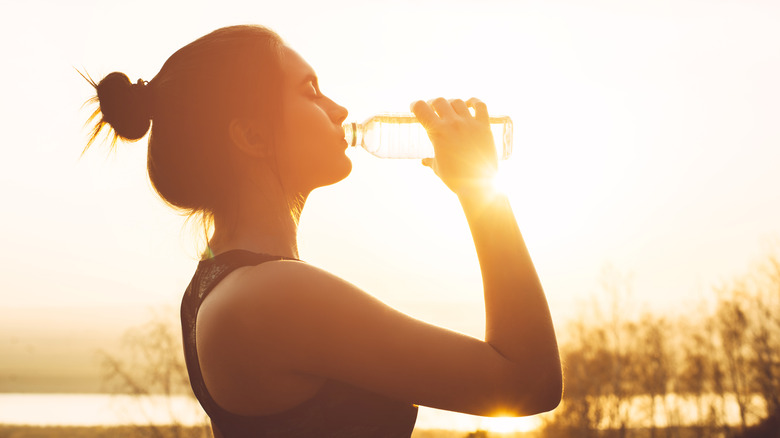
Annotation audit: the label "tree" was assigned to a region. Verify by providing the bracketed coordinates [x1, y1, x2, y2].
[714, 287, 755, 434]
[677, 315, 724, 437]
[99, 309, 211, 438]
[750, 254, 780, 418]
[632, 314, 672, 438]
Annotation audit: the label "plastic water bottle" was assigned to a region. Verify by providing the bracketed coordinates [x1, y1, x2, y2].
[343, 113, 513, 160]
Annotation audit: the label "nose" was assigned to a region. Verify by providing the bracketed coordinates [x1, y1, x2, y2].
[328, 98, 348, 125]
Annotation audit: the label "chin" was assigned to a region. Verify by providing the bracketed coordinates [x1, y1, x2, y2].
[330, 155, 353, 185]
[313, 155, 352, 190]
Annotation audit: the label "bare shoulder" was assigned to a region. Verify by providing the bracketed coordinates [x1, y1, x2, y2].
[205, 259, 382, 318]
[194, 260, 353, 414]
[196, 260, 388, 361]
[202, 259, 406, 344]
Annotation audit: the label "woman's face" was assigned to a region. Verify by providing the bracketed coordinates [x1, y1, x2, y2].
[273, 46, 351, 194]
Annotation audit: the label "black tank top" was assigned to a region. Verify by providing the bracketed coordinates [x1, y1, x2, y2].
[181, 250, 419, 437]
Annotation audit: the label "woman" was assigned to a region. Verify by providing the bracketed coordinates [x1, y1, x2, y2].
[85, 25, 562, 437]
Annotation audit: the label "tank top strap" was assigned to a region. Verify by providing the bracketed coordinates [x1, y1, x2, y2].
[191, 250, 297, 303]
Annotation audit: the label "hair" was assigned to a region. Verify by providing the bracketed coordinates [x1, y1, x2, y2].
[83, 25, 286, 246]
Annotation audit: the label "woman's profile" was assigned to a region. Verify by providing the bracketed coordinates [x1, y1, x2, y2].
[83, 25, 562, 437]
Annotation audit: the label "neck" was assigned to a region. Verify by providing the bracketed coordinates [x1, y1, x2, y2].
[209, 189, 307, 261]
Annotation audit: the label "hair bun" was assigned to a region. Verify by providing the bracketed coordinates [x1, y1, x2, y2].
[96, 72, 152, 141]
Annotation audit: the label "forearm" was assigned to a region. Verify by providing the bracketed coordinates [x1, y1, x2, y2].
[459, 189, 561, 379]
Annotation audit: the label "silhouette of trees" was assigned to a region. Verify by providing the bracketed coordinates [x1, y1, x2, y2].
[99, 310, 210, 438]
[542, 267, 638, 437]
[677, 315, 725, 437]
[714, 287, 753, 433]
[631, 314, 675, 437]
[749, 254, 780, 419]
[541, 252, 780, 438]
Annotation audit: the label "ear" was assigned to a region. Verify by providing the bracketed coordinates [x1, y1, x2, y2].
[228, 118, 273, 159]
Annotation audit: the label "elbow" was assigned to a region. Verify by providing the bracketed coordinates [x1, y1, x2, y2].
[521, 370, 562, 415]
[485, 385, 560, 417]
[530, 350, 563, 414]
[538, 359, 563, 413]
[499, 362, 562, 416]
[531, 376, 562, 414]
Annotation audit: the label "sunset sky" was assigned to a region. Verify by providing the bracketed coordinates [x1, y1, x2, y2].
[1, 0, 780, 430]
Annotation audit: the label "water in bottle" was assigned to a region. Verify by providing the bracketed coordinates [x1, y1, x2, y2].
[343, 113, 513, 160]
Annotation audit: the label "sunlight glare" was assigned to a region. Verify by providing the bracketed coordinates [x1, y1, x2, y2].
[491, 167, 510, 196]
[480, 415, 542, 433]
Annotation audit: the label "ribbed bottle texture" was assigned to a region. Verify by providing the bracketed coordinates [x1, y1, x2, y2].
[344, 113, 513, 160]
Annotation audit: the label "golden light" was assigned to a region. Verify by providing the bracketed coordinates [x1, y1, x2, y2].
[479, 415, 543, 433]
[491, 166, 511, 196]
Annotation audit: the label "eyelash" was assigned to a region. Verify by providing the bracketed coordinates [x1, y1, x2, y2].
[308, 82, 321, 98]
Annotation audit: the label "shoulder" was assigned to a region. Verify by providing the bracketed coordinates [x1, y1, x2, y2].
[196, 259, 384, 346]
[195, 258, 410, 383]
[224, 259, 372, 311]
[194, 260, 338, 413]
[202, 258, 348, 302]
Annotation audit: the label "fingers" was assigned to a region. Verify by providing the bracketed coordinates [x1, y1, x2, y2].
[466, 97, 489, 124]
[449, 99, 469, 117]
[410, 100, 437, 128]
[412, 97, 489, 124]
[429, 97, 456, 119]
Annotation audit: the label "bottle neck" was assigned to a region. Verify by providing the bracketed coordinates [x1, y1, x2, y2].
[343, 121, 362, 147]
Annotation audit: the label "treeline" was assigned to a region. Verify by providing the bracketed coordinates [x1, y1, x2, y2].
[540, 255, 780, 438]
[100, 254, 780, 438]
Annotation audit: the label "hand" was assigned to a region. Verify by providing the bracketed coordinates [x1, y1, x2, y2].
[411, 98, 498, 195]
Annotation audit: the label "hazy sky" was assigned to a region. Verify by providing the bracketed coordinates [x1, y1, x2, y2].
[2, 0, 779, 400]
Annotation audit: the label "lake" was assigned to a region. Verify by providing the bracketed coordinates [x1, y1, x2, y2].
[0, 393, 541, 433]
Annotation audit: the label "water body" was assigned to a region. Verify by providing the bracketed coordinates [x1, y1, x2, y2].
[0, 393, 541, 433]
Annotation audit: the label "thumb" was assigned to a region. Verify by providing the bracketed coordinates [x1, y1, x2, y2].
[421, 157, 434, 168]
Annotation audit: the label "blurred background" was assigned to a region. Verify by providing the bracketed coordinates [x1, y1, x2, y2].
[1, 0, 779, 435]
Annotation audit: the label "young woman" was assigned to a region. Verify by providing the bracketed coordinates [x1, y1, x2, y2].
[85, 25, 562, 437]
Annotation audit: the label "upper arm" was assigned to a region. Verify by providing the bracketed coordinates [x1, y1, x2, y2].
[201, 260, 560, 416]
